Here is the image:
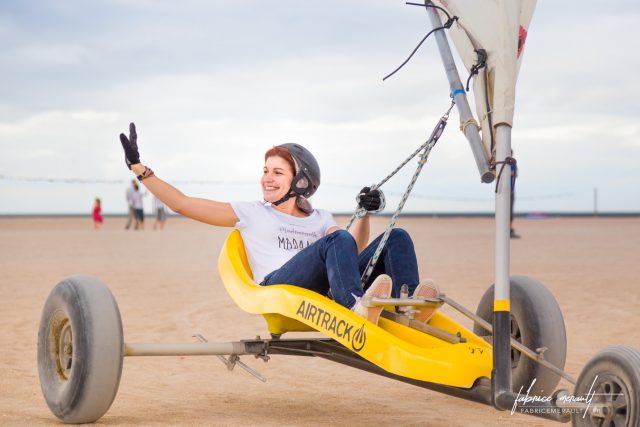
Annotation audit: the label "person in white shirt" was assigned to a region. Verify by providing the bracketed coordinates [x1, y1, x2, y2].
[131, 182, 144, 230]
[152, 196, 167, 230]
[124, 180, 136, 230]
[118, 123, 438, 324]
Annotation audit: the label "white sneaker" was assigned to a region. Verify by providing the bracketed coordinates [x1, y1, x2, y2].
[351, 274, 392, 324]
[412, 280, 440, 323]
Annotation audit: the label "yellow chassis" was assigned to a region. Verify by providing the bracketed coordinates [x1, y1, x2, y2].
[218, 230, 492, 388]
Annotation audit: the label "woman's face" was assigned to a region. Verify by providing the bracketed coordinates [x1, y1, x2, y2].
[262, 155, 294, 203]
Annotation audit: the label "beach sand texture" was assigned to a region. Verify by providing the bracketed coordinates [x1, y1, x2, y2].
[1, 216, 638, 426]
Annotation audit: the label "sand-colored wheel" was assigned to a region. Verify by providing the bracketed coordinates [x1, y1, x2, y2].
[571, 346, 640, 426]
[37, 275, 123, 423]
[474, 275, 567, 396]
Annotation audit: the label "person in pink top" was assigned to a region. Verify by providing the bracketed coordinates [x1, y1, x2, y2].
[92, 198, 104, 230]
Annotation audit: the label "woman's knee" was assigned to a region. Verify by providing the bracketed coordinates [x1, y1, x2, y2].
[327, 229, 357, 248]
[389, 228, 412, 244]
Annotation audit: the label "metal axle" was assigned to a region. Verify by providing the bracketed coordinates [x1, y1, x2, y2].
[124, 342, 248, 357]
[367, 296, 443, 308]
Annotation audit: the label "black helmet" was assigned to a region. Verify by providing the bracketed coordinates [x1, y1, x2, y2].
[277, 143, 321, 198]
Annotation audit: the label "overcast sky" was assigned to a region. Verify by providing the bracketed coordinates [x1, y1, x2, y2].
[1, 0, 638, 214]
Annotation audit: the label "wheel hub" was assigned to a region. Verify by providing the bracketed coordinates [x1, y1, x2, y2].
[56, 319, 73, 380]
[585, 373, 629, 426]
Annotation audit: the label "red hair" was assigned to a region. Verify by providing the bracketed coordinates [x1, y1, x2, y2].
[264, 146, 296, 174]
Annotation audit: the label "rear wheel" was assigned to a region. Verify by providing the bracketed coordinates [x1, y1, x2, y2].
[37, 275, 124, 423]
[474, 275, 567, 396]
[571, 346, 640, 426]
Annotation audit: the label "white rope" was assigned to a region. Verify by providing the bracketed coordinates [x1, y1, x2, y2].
[346, 101, 454, 287]
[459, 117, 480, 132]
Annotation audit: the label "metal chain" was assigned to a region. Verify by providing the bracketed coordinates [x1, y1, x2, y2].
[347, 101, 454, 287]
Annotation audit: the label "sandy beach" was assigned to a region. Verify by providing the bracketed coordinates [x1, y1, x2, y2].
[1, 215, 638, 426]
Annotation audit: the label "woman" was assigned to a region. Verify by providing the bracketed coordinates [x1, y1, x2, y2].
[119, 123, 438, 324]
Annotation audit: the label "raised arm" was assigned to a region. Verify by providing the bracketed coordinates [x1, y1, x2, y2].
[119, 123, 238, 227]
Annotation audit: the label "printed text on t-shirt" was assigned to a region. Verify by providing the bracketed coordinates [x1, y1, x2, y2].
[277, 226, 319, 251]
[278, 235, 312, 251]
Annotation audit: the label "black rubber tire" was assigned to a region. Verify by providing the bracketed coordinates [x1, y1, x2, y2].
[571, 346, 640, 426]
[37, 275, 124, 423]
[474, 275, 567, 396]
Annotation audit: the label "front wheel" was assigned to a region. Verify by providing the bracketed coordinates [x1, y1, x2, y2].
[37, 275, 124, 423]
[474, 275, 567, 396]
[571, 345, 640, 426]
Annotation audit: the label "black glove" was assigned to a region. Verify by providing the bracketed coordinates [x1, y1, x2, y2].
[357, 186, 382, 211]
[119, 122, 140, 170]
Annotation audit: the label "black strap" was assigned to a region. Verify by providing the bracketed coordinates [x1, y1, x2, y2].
[383, 3, 458, 81]
[465, 49, 487, 91]
[494, 157, 517, 194]
[271, 191, 296, 206]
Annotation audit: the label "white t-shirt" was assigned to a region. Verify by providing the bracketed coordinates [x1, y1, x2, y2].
[131, 190, 144, 209]
[126, 187, 135, 207]
[153, 197, 165, 210]
[231, 201, 338, 284]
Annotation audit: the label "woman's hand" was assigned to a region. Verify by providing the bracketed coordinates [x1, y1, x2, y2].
[116, 122, 238, 227]
[119, 122, 141, 169]
[357, 187, 382, 212]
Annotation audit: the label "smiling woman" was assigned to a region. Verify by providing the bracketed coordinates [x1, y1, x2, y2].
[262, 144, 317, 215]
[118, 121, 440, 324]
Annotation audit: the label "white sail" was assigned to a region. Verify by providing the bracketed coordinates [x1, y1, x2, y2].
[431, 0, 536, 159]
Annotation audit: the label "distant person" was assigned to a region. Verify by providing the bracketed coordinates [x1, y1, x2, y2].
[152, 196, 166, 230]
[510, 149, 520, 239]
[131, 182, 145, 230]
[92, 198, 103, 230]
[125, 180, 136, 230]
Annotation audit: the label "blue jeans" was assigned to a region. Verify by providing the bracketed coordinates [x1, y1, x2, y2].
[261, 228, 420, 309]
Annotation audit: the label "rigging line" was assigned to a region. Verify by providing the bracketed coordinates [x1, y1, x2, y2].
[0, 175, 125, 184]
[406, 2, 452, 20]
[518, 193, 576, 201]
[346, 104, 452, 287]
[359, 136, 439, 286]
[385, 191, 491, 202]
[0, 175, 251, 186]
[383, 3, 457, 81]
[388, 191, 577, 202]
[0, 175, 580, 202]
[371, 101, 454, 191]
[324, 184, 576, 203]
[345, 101, 454, 230]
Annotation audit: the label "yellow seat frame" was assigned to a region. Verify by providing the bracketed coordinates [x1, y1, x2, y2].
[218, 230, 493, 387]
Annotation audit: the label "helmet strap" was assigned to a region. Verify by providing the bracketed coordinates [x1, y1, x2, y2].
[271, 189, 296, 207]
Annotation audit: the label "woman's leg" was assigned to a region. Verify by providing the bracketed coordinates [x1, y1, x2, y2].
[261, 230, 364, 309]
[358, 228, 420, 298]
